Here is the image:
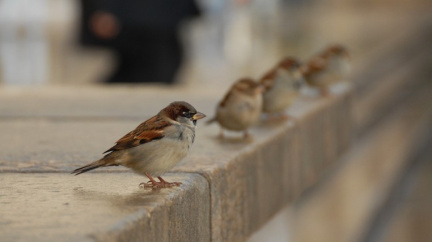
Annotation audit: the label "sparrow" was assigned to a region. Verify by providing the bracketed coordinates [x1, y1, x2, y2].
[206, 78, 264, 139]
[301, 45, 350, 96]
[72, 101, 206, 189]
[259, 57, 304, 118]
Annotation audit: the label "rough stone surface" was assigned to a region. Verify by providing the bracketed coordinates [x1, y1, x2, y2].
[0, 173, 210, 242]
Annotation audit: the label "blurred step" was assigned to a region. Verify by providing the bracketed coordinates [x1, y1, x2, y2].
[289, 82, 432, 242]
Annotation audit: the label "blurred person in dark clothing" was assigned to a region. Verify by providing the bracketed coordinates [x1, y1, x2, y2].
[79, 0, 200, 84]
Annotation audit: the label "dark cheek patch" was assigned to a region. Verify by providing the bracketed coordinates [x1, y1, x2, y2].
[193, 120, 197, 126]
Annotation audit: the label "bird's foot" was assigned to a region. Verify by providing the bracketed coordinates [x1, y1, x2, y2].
[162, 181, 182, 187]
[218, 129, 225, 139]
[157, 176, 182, 187]
[243, 130, 251, 139]
[139, 177, 182, 189]
[319, 87, 332, 97]
[139, 181, 182, 189]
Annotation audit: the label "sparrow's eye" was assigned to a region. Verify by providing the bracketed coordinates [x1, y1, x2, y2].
[182, 111, 194, 119]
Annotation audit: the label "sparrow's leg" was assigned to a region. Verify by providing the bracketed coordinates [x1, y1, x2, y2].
[140, 172, 162, 188]
[243, 130, 250, 139]
[158, 176, 182, 187]
[218, 128, 225, 139]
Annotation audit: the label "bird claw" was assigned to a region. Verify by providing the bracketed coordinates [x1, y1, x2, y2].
[139, 181, 182, 189]
[167, 182, 182, 187]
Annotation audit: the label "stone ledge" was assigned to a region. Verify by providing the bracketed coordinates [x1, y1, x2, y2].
[0, 84, 352, 242]
[0, 173, 209, 242]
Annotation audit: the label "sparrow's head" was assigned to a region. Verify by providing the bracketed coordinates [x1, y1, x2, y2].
[162, 101, 206, 126]
[325, 45, 349, 58]
[219, 78, 263, 108]
[278, 57, 301, 71]
[259, 68, 277, 91]
[301, 56, 327, 76]
[233, 78, 264, 96]
[277, 57, 304, 90]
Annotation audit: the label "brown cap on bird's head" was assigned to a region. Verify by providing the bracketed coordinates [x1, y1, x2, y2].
[235, 78, 264, 94]
[233, 77, 258, 89]
[219, 78, 263, 107]
[260, 67, 276, 82]
[259, 68, 277, 91]
[278, 57, 301, 70]
[324, 44, 349, 58]
[301, 56, 327, 77]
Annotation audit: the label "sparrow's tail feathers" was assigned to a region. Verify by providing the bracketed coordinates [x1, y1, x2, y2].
[71, 160, 108, 176]
[206, 117, 216, 125]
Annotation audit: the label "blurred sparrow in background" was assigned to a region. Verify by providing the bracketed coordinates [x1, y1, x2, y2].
[207, 78, 264, 139]
[259, 57, 304, 119]
[301, 45, 350, 96]
[72, 101, 206, 189]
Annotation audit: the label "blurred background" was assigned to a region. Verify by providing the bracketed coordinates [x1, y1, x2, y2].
[1, 0, 432, 241]
[0, 0, 428, 87]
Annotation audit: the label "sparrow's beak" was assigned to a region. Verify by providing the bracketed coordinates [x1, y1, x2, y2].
[192, 112, 206, 120]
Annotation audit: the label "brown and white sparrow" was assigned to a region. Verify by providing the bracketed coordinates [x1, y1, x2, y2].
[206, 78, 263, 139]
[259, 57, 304, 118]
[72, 101, 206, 189]
[301, 45, 350, 96]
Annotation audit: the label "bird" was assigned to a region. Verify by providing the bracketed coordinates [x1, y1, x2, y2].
[301, 45, 350, 96]
[72, 101, 206, 189]
[206, 78, 264, 139]
[259, 57, 304, 119]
